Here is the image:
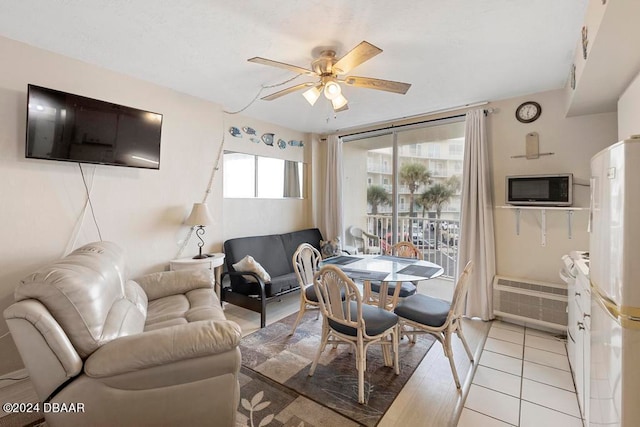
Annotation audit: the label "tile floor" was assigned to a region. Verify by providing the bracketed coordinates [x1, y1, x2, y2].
[457, 320, 583, 427]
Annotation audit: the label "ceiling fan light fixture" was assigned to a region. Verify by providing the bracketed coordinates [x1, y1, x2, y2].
[331, 93, 348, 111]
[302, 85, 322, 106]
[323, 81, 342, 100]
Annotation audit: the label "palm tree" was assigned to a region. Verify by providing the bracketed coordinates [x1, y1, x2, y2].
[421, 183, 455, 218]
[445, 175, 461, 193]
[399, 162, 432, 240]
[367, 185, 390, 215]
[418, 179, 458, 249]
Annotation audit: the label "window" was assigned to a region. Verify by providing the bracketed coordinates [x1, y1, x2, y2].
[223, 151, 305, 198]
[427, 144, 440, 158]
[342, 117, 465, 279]
[449, 141, 464, 157]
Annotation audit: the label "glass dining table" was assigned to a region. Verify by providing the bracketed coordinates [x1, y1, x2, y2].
[320, 254, 444, 310]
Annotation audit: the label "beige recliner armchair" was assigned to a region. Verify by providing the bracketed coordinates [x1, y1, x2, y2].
[3, 242, 242, 427]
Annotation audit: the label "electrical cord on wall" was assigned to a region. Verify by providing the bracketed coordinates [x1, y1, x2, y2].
[79, 163, 103, 242]
[223, 73, 303, 115]
[174, 124, 225, 259]
[64, 164, 98, 255]
[175, 73, 303, 258]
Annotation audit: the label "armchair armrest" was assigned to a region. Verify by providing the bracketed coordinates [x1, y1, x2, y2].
[362, 231, 381, 254]
[134, 269, 214, 301]
[84, 319, 241, 378]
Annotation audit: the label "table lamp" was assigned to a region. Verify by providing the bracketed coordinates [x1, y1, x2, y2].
[185, 203, 214, 259]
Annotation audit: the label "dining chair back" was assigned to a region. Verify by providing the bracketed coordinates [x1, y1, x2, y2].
[386, 241, 423, 260]
[393, 261, 474, 389]
[365, 241, 422, 309]
[289, 243, 322, 335]
[309, 264, 399, 404]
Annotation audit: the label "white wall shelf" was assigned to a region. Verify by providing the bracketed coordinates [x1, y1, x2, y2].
[496, 206, 589, 246]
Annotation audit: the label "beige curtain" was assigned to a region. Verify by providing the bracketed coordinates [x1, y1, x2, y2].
[320, 135, 344, 243]
[458, 109, 496, 320]
[283, 160, 301, 198]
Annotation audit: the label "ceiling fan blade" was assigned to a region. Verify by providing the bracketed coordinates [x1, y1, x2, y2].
[333, 41, 382, 74]
[261, 82, 316, 101]
[248, 57, 316, 76]
[343, 76, 412, 94]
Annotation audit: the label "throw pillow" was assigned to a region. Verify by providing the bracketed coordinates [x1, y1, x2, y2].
[320, 237, 341, 259]
[232, 255, 271, 283]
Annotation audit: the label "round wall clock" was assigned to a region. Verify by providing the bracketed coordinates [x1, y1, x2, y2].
[515, 101, 541, 123]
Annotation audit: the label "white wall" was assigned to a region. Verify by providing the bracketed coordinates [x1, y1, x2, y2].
[0, 36, 312, 374]
[618, 71, 640, 140]
[488, 89, 617, 283]
[221, 115, 312, 239]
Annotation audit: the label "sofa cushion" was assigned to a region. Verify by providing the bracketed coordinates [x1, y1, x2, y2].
[281, 228, 323, 270]
[224, 234, 290, 278]
[267, 272, 300, 296]
[232, 255, 271, 283]
[14, 242, 146, 358]
[230, 272, 300, 298]
[145, 288, 226, 331]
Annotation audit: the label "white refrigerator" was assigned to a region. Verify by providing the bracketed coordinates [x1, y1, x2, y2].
[589, 137, 640, 426]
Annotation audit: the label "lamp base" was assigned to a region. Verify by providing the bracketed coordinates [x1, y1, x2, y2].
[192, 254, 208, 259]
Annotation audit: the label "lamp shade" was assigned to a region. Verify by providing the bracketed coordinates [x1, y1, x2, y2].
[185, 203, 213, 226]
[331, 93, 348, 110]
[302, 85, 322, 106]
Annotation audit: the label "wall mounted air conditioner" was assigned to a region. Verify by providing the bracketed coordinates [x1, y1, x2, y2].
[493, 275, 568, 332]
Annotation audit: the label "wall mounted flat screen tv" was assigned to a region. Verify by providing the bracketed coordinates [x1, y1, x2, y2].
[25, 84, 162, 169]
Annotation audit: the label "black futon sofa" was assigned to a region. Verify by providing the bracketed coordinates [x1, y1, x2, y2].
[222, 228, 323, 327]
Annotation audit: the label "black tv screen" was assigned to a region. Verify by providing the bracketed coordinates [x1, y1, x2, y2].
[25, 84, 162, 169]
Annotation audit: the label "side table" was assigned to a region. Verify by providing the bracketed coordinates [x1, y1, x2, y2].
[169, 253, 225, 300]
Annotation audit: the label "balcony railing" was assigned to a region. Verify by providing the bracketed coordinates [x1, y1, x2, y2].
[363, 215, 460, 280]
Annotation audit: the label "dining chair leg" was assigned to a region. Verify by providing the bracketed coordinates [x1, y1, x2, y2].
[444, 330, 462, 389]
[357, 337, 366, 404]
[456, 323, 474, 362]
[289, 298, 307, 336]
[393, 326, 400, 375]
[309, 320, 329, 377]
[381, 339, 392, 367]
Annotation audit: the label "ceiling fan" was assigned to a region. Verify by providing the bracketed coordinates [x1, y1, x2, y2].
[248, 41, 411, 112]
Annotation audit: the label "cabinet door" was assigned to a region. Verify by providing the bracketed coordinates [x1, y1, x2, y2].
[575, 311, 585, 416]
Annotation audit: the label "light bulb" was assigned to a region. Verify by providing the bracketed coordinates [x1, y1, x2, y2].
[323, 81, 342, 100]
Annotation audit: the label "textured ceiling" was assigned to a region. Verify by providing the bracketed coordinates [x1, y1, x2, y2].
[0, 0, 588, 134]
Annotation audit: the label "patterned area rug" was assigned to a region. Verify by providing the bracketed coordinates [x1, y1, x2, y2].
[238, 310, 435, 427]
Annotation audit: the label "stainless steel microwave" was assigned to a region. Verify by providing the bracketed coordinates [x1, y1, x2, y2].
[506, 174, 573, 206]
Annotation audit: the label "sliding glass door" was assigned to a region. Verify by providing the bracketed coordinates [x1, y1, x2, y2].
[342, 117, 465, 279]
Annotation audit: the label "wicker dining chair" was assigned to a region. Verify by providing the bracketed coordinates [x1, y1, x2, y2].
[364, 241, 421, 309]
[289, 243, 322, 335]
[309, 265, 399, 404]
[394, 261, 474, 389]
